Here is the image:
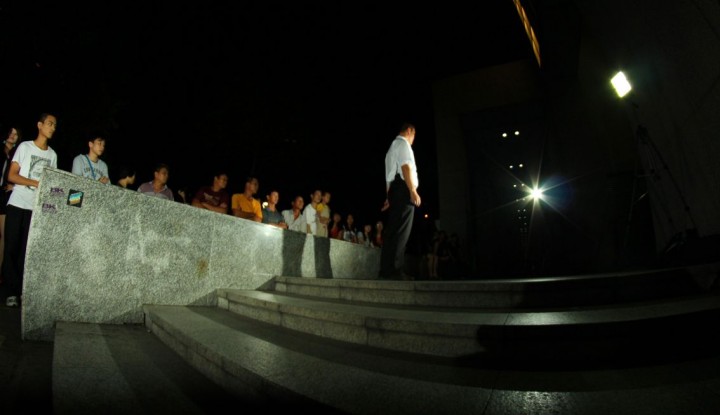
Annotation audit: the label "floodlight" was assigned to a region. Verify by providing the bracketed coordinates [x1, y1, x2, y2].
[611, 71, 632, 98]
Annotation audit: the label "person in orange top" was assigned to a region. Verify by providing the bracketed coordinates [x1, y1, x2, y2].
[231, 176, 262, 222]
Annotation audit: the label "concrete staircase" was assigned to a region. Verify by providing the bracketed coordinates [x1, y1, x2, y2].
[53, 263, 720, 414]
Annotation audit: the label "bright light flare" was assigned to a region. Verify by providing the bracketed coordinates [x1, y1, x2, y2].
[611, 71, 632, 98]
[530, 187, 544, 200]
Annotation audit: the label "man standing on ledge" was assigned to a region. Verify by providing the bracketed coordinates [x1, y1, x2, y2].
[379, 122, 421, 280]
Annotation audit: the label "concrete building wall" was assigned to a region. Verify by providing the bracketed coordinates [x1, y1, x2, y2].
[570, 0, 720, 250]
[432, 60, 545, 275]
[433, 0, 720, 275]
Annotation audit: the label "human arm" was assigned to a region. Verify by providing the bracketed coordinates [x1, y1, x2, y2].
[98, 161, 110, 184]
[262, 209, 288, 229]
[212, 202, 228, 214]
[193, 189, 228, 213]
[71, 156, 84, 176]
[401, 163, 421, 207]
[234, 198, 262, 221]
[320, 207, 331, 226]
[7, 161, 39, 188]
[191, 198, 204, 208]
[231, 194, 260, 220]
[274, 221, 288, 229]
[3, 166, 14, 192]
[272, 218, 288, 229]
[304, 206, 317, 232]
[252, 200, 263, 222]
[233, 208, 255, 219]
[233, 207, 261, 221]
[201, 201, 228, 214]
[231, 194, 249, 218]
[381, 182, 390, 212]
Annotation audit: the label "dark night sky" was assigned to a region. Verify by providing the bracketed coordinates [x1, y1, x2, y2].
[0, 1, 533, 229]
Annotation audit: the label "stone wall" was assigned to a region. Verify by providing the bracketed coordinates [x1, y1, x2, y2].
[22, 168, 380, 341]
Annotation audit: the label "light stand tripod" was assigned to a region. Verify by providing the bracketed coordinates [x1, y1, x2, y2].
[622, 120, 697, 263]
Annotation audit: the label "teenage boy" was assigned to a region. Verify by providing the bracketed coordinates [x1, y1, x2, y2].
[71, 132, 109, 184]
[3, 113, 58, 307]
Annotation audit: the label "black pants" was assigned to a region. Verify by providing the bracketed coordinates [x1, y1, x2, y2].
[379, 175, 414, 278]
[2, 205, 32, 299]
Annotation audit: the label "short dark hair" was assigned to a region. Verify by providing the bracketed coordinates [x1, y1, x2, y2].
[87, 130, 106, 143]
[117, 166, 136, 180]
[38, 113, 56, 123]
[154, 163, 170, 173]
[399, 122, 415, 134]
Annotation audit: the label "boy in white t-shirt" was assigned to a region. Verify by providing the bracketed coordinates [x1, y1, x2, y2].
[2, 113, 58, 307]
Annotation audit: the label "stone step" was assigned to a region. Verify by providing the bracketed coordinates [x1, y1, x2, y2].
[142, 304, 500, 414]
[217, 287, 720, 362]
[271, 262, 720, 308]
[52, 321, 251, 414]
[53, 303, 720, 415]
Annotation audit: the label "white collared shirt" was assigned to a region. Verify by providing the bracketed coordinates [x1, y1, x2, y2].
[384, 135, 418, 190]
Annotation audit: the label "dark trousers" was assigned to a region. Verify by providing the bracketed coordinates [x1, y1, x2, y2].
[2, 205, 32, 298]
[380, 175, 415, 278]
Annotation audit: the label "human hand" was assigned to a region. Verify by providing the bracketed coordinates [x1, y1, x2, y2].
[411, 191, 421, 207]
[99, 176, 110, 184]
[381, 199, 389, 212]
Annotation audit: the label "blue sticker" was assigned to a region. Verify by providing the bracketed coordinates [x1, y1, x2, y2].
[67, 189, 84, 207]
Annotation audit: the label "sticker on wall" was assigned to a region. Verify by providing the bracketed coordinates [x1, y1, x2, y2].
[50, 187, 66, 198]
[67, 189, 84, 207]
[42, 203, 57, 214]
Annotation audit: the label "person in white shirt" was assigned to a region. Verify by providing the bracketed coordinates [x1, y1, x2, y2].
[2, 113, 58, 307]
[282, 195, 307, 233]
[379, 122, 421, 280]
[71, 132, 110, 184]
[304, 189, 322, 235]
